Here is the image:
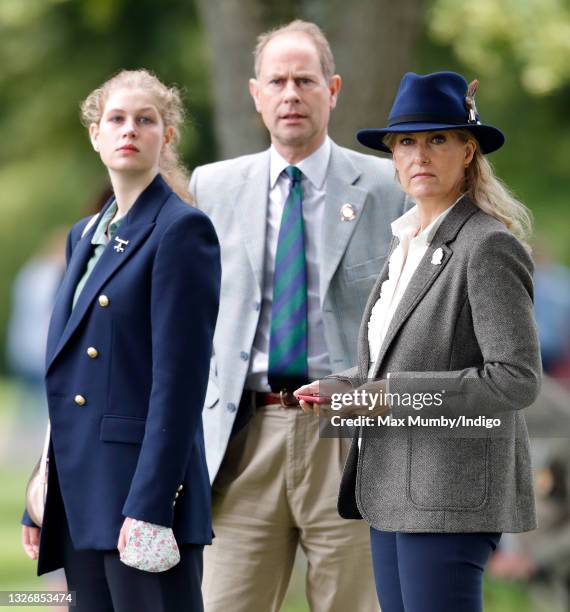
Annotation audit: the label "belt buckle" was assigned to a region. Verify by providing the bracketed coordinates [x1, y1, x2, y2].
[279, 390, 298, 408]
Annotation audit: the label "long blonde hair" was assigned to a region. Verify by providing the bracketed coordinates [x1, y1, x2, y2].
[80, 69, 191, 202]
[384, 129, 532, 250]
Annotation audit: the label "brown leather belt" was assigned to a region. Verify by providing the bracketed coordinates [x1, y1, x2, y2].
[250, 390, 301, 408]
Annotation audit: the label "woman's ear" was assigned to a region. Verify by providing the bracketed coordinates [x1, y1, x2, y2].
[89, 123, 100, 152]
[164, 126, 174, 146]
[464, 140, 477, 166]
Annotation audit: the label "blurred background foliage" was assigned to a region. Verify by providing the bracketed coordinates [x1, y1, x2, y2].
[429, 0, 570, 95]
[0, 0, 568, 373]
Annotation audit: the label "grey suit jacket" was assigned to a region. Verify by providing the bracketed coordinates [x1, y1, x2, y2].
[189, 140, 409, 481]
[334, 196, 542, 533]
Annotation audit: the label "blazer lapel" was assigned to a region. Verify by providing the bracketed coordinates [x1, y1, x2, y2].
[320, 142, 369, 306]
[45, 217, 102, 367]
[369, 243, 452, 379]
[234, 152, 270, 294]
[368, 197, 479, 379]
[46, 174, 171, 372]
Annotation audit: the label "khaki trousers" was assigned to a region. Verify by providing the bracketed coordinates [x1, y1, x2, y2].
[202, 404, 379, 612]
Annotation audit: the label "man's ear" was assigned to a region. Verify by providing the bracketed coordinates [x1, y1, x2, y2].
[249, 78, 262, 113]
[89, 123, 100, 152]
[328, 75, 342, 110]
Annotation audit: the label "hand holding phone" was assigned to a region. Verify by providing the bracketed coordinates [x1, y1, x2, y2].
[296, 394, 331, 405]
[294, 382, 328, 414]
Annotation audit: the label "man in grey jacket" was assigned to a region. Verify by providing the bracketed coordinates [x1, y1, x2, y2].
[190, 19, 408, 611]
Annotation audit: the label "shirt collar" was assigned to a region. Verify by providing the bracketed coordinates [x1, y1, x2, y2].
[269, 137, 331, 190]
[91, 199, 124, 246]
[391, 194, 465, 246]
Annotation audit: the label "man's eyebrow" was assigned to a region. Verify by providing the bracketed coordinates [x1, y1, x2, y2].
[264, 71, 317, 80]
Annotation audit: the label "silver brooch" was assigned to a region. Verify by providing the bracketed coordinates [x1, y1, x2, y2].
[431, 247, 444, 265]
[113, 237, 129, 253]
[340, 203, 356, 222]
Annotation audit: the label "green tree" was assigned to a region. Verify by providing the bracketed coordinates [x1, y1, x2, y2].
[423, 0, 570, 262]
[428, 0, 570, 95]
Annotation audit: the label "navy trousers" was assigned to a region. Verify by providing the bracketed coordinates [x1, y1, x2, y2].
[370, 529, 501, 612]
[62, 518, 204, 612]
[43, 447, 204, 612]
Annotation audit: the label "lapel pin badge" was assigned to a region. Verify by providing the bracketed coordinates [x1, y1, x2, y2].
[431, 247, 444, 265]
[340, 203, 356, 222]
[113, 237, 129, 253]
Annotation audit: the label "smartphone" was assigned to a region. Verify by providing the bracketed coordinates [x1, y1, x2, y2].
[296, 394, 332, 404]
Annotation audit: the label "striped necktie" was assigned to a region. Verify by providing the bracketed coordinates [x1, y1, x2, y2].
[268, 165, 309, 392]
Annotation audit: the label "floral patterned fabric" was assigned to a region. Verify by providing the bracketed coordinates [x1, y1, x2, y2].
[120, 519, 180, 573]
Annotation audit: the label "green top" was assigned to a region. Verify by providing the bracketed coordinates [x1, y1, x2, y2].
[72, 200, 125, 309]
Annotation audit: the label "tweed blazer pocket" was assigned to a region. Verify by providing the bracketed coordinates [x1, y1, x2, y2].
[408, 436, 489, 510]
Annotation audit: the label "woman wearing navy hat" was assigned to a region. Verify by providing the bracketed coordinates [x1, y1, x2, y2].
[295, 71, 541, 611]
[21, 69, 220, 611]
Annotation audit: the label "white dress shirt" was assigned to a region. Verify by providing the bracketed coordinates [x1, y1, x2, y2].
[246, 137, 332, 391]
[357, 198, 460, 450]
[368, 198, 462, 376]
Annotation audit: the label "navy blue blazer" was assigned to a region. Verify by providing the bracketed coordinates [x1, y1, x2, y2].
[23, 174, 221, 575]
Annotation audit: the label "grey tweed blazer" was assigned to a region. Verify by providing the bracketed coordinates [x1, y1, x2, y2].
[334, 196, 542, 533]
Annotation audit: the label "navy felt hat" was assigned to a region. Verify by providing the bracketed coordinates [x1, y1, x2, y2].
[357, 71, 505, 154]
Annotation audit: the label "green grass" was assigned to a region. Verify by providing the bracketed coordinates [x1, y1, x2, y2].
[0, 467, 54, 611]
[0, 379, 65, 612]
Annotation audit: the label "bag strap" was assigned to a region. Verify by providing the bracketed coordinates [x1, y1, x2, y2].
[39, 421, 51, 481]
